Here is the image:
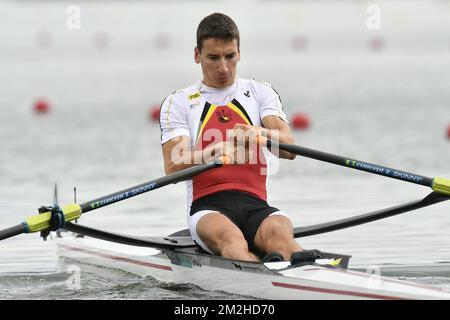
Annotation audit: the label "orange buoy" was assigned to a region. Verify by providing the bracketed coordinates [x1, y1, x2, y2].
[447, 124, 450, 139]
[34, 98, 50, 114]
[150, 105, 160, 122]
[291, 113, 311, 130]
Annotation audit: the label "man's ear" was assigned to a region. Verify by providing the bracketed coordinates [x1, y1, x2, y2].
[194, 47, 200, 64]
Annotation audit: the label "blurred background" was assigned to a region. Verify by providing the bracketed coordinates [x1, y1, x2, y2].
[0, 0, 449, 297]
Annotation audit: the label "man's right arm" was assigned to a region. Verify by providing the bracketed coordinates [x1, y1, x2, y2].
[162, 136, 196, 175]
[160, 92, 198, 175]
[162, 136, 237, 175]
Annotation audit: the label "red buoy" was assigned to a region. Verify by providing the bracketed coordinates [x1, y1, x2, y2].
[291, 113, 311, 130]
[150, 105, 160, 122]
[369, 37, 384, 52]
[446, 124, 450, 139]
[154, 33, 171, 49]
[94, 32, 110, 49]
[34, 98, 50, 114]
[36, 31, 52, 48]
[291, 35, 307, 51]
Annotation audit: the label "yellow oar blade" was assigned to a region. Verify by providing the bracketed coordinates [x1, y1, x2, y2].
[432, 177, 450, 196]
[24, 203, 82, 233]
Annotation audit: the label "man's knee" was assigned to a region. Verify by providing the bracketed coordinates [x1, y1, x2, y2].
[255, 216, 299, 255]
[219, 237, 249, 255]
[195, 212, 260, 261]
[212, 228, 247, 253]
[262, 216, 293, 240]
[196, 214, 246, 253]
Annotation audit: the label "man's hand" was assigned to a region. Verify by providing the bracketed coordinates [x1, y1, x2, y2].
[228, 123, 268, 146]
[200, 124, 265, 165]
[202, 140, 253, 165]
[230, 119, 297, 160]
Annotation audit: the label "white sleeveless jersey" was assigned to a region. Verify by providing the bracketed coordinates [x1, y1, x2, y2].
[160, 78, 287, 213]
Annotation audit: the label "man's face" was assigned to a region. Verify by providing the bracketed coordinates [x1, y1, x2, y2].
[195, 38, 240, 88]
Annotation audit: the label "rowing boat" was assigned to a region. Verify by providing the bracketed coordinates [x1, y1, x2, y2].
[53, 224, 450, 300]
[2, 140, 449, 300]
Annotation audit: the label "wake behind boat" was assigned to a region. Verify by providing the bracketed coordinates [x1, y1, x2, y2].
[54, 225, 450, 300]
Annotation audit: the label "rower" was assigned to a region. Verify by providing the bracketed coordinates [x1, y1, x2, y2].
[160, 13, 309, 262]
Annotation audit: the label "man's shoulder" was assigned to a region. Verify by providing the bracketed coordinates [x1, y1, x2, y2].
[239, 78, 277, 96]
[238, 78, 273, 89]
[162, 83, 200, 105]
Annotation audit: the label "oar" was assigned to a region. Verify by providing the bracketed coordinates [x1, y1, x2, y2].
[0, 158, 228, 241]
[294, 191, 449, 238]
[260, 138, 450, 196]
[62, 192, 449, 248]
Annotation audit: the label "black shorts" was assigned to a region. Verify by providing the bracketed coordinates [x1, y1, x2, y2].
[189, 190, 281, 255]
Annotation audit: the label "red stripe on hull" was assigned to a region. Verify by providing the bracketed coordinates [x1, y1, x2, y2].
[271, 281, 408, 300]
[58, 243, 173, 271]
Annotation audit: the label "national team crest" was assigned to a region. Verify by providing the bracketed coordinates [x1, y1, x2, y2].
[216, 109, 232, 123]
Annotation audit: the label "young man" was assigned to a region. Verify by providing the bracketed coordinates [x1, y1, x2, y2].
[160, 13, 310, 262]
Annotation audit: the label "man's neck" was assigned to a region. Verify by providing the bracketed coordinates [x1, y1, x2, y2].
[200, 78, 237, 90]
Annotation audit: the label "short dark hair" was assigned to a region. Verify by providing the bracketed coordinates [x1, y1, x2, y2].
[196, 13, 240, 52]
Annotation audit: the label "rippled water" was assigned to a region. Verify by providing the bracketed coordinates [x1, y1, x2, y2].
[0, 0, 449, 299]
[0, 258, 254, 300]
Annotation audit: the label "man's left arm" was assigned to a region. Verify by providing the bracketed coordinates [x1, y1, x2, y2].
[255, 80, 296, 159]
[261, 115, 296, 160]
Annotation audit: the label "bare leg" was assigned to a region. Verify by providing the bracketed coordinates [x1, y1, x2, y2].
[253, 215, 303, 260]
[196, 212, 259, 262]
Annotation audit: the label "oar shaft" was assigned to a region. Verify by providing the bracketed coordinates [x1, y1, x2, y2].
[0, 224, 26, 241]
[268, 140, 434, 188]
[294, 191, 449, 238]
[0, 159, 226, 241]
[81, 160, 223, 213]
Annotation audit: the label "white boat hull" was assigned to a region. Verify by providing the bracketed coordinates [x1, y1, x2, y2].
[55, 235, 450, 300]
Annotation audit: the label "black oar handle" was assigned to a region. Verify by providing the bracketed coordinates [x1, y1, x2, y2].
[0, 224, 26, 241]
[268, 140, 434, 188]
